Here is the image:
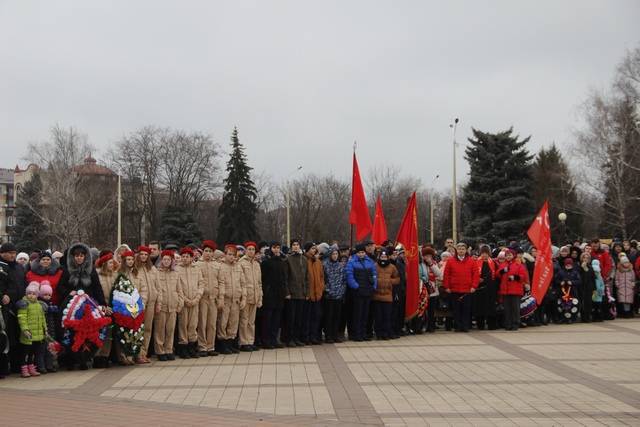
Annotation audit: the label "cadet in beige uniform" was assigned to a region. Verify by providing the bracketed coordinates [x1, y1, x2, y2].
[132, 245, 159, 364]
[177, 247, 205, 358]
[196, 240, 225, 357]
[217, 245, 247, 354]
[154, 250, 183, 361]
[238, 241, 263, 351]
[94, 251, 121, 368]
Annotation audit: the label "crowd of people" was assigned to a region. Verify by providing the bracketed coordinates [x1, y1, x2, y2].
[0, 236, 638, 378]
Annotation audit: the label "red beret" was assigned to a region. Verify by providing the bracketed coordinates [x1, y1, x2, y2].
[224, 244, 237, 253]
[202, 240, 217, 251]
[160, 250, 174, 258]
[136, 245, 151, 254]
[96, 253, 113, 268]
[122, 250, 135, 258]
[244, 241, 257, 249]
[180, 247, 194, 257]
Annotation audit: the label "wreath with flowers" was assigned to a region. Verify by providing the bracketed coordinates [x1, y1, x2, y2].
[110, 273, 145, 356]
[61, 290, 111, 353]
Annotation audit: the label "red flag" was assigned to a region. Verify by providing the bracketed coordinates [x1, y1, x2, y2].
[527, 201, 553, 305]
[349, 153, 372, 240]
[372, 195, 388, 245]
[396, 192, 420, 320]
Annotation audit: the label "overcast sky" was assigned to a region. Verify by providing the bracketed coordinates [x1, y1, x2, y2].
[1, 1, 638, 189]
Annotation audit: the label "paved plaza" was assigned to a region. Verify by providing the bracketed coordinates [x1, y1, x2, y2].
[1, 319, 640, 426]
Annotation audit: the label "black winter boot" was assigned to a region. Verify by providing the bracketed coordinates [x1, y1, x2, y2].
[189, 342, 199, 358]
[178, 344, 190, 359]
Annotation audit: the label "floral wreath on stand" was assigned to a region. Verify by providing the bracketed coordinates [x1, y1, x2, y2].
[111, 273, 145, 357]
[61, 290, 111, 353]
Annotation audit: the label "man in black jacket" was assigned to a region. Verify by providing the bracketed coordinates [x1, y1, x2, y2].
[1, 242, 27, 374]
[260, 242, 288, 349]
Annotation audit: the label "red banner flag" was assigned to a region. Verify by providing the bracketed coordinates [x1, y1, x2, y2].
[372, 195, 388, 246]
[349, 153, 372, 241]
[527, 201, 553, 305]
[396, 192, 420, 320]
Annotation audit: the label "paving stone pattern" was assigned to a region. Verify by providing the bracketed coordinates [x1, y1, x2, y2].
[1, 320, 640, 426]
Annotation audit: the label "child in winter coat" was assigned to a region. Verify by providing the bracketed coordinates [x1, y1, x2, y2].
[592, 260, 605, 322]
[555, 258, 582, 323]
[615, 255, 636, 318]
[37, 282, 59, 373]
[17, 283, 47, 377]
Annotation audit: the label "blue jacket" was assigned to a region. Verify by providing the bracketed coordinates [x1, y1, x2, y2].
[323, 259, 346, 300]
[346, 255, 377, 296]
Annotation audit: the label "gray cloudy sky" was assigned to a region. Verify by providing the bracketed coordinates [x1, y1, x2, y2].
[1, 1, 638, 189]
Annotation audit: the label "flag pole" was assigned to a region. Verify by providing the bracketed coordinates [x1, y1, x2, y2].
[350, 141, 357, 249]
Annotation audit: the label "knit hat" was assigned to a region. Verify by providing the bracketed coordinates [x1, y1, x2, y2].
[17, 252, 29, 262]
[421, 247, 436, 257]
[619, 256, 630, 264]
[136, 245, 151, 254]
[39, 251, 52, 260]
[26, 282, 40, 295]
[564, 258, 574, 266]
[497, 251, 506, 259]
[213, 249, 225, 259]
[39, 282, 53, 297]
[180, 247, 194, 257]
[303, 242, 316, 253]
[202, 240, 217, 251]
[355, 243, 366, 253]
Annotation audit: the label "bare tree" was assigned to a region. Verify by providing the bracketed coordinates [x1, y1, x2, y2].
[157, 130, 220, 211]
[573, 46, 640, 239]
[26, 125, 116, 248]
[108, 126, 163, 239]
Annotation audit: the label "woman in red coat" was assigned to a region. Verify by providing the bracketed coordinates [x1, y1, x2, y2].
[442, 242, 478, 332]
[26, 251, 63, 305]
[496, 249, 528, 331]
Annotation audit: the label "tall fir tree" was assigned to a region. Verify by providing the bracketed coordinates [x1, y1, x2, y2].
[157, 205, 202, 246]
[10, 172, 48, 252]
[532, 144, 583, 241]
[217, 127, 258, 244]
[461, 128, 535, 242]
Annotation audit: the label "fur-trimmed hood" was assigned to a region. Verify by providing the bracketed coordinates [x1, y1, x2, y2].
[29, 258, 61, 276]
[65, 242, 94, 289]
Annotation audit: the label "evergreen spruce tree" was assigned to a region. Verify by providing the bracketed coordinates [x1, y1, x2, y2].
[461, 128, 535, 242]
[11, 172, 48, 252]
[532, 144, 583, 241]
[217, 127, 258, 244]
[157, 205, 202, 246]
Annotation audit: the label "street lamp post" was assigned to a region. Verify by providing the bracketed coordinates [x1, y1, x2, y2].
[450, 118, 459, 243]
[286, 166, 303, 245]
[558, 212, 567, 244]
[429, 174, 440, 244]
[117, 174, 122, 247]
